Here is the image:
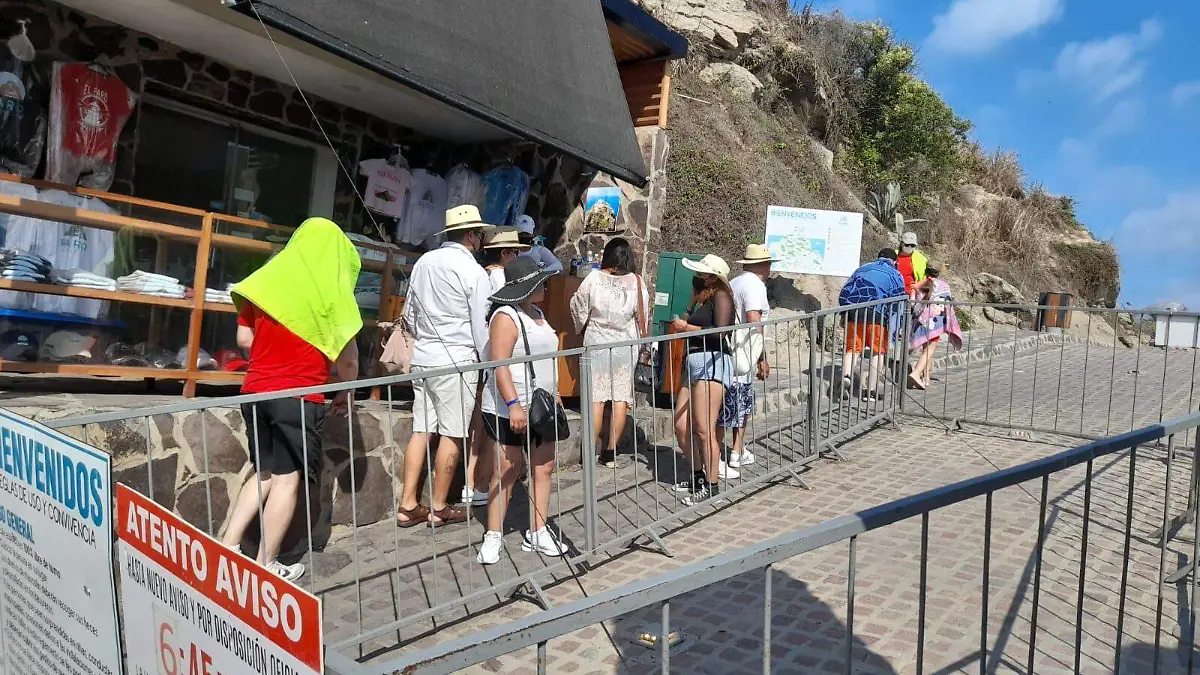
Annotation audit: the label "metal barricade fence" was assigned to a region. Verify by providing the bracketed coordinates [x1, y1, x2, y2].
[337, 409, 1200, 675]
[902, 301, 1200, 450]
[41, 297, 905, 663]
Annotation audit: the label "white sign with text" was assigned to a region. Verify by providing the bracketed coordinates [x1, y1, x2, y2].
[765, 205, 863, 277]
[0, 409, 121, 675]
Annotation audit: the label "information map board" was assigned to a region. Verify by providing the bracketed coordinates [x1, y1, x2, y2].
[116, 483, 323, 675]
[0, 408, 122, 675]
[764, 205, 864, 278]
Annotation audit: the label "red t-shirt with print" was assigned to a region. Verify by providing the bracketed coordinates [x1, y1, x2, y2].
[237, 303, 330, 403]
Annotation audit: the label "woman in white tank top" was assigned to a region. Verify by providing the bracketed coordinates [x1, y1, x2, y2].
[476, 257, 566, 564]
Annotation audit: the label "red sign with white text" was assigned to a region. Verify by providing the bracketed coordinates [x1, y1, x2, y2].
[115, 483, 323, 673]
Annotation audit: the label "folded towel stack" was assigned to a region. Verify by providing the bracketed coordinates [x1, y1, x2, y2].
[117, 270, 186, 299]
[205, 288, 233, 304]
[52, 268, 118, 291]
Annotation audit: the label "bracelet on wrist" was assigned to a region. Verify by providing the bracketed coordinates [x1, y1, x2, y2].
[505, 397, 520, 408]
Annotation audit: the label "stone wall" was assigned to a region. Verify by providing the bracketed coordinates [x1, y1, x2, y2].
[36, 402, 585, 559]
[555, 126, 671, 280]
[0, 0, 592, 237]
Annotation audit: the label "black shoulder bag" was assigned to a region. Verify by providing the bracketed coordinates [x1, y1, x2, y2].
[515, 309, 571, 441]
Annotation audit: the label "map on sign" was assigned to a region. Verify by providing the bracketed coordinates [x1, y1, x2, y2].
[764, 205, 863, 277]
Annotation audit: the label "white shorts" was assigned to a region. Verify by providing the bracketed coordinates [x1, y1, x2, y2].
[411, 365, 480, 438]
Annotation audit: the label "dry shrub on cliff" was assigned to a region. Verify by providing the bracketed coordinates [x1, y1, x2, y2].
[963, 143, 1026, 198]
[661, 70, 860, 267]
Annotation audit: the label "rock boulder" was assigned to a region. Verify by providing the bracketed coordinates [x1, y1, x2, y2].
[639, 0, 763, 52]
[699, 62, 763, 100]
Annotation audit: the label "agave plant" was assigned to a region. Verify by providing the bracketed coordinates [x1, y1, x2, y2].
[866, 181, 902, 226]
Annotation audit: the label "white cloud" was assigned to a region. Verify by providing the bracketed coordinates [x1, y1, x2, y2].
[1053, 19, 1163, 100]
[1172, 81, 1200, 107]
[1095, 99, 1144, 137]
[926, 0, 1062, 55]
[1118, 190, 1200, 256]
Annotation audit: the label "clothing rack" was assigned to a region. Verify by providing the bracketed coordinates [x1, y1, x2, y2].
[0, 173, 409, 397]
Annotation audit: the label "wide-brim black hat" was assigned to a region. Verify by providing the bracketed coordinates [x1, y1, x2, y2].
[489, 256, 557, 305]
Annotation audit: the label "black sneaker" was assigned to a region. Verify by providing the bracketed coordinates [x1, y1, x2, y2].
[673, 473, 705, 493]
[598, 449, 617, 468]
[681, 484, 713, 506]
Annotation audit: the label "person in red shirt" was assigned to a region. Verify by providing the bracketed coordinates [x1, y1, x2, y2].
[220, 218, 361, 582]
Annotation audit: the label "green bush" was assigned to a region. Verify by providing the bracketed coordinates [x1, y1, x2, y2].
[847, 32, 972, 201]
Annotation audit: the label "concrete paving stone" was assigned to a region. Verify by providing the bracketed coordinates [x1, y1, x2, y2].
[304, 337, 1200, 673]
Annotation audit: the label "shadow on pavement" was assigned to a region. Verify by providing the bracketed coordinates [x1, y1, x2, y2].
[606, 567, 899, 674]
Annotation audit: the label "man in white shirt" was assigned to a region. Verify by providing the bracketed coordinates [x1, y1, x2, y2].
[396, 205, 494, 528]
[718, 244, 776, 468]
[514, 214, 564, 272]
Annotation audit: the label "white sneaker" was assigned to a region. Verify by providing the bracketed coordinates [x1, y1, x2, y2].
[267, 560, 305, 583]
[718, 460, 740, 480]
[728, 451, 755, 469]
[476, 530, 503, 565]
[462, 487, 489, 506]
[522, 527, 567, 557]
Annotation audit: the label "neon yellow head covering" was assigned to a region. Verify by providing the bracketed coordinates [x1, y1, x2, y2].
[232, 217, 363, 361]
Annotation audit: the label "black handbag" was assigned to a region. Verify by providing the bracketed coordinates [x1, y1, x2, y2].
[516, 312, 571, 441]
[632, 275, 656, 393]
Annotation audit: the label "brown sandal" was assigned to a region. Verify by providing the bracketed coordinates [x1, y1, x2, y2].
[428, 505, 468, 528]
[396, 504, 429, 528]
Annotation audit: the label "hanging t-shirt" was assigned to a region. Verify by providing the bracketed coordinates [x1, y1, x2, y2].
[400, 169, 447, 248]
[481, 164, 531, 226]
[445, 164, 484, 210]
[358, 158, 410, 220]
[47, 62, 136, 190]
[31, 189, 115, 318]
[0, 28, 45, 178]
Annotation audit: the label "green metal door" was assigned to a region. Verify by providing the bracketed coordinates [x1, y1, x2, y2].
[651, 252, 701, 336]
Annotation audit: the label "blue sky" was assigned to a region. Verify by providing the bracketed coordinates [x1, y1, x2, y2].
[815, 0, 1200, 309]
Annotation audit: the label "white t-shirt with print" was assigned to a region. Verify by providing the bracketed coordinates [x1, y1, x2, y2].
[401, 169, 448, 248]
[359, 158, 411, 220]
[730, 271, 769, 385]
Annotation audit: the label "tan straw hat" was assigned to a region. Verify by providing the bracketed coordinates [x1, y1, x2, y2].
[483, 228, 529, 250]
[443, 205, 492, 234]
[737, 243, 781, 265]
[681, 254, 730, 279]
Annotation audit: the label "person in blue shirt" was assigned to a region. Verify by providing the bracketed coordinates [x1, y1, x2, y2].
[838, 248, 906, 402]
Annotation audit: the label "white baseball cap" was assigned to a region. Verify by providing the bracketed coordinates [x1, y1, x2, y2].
[901, 232, 919, 246]
[514, 214, 536, 235]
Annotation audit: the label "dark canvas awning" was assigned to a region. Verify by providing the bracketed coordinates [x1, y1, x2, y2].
[233, 0, 650, 185]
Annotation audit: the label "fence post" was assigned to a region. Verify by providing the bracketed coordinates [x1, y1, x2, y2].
[806, 314, 820, 456]
[578, 349, 598, 554]
[898, 298, 913, 415]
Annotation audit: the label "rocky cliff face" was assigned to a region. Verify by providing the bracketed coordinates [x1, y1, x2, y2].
[639, 0, 762, 52]
[643, 0, 1120, 314]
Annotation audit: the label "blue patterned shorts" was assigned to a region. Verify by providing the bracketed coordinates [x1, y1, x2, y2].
[718, 382, 756, 429]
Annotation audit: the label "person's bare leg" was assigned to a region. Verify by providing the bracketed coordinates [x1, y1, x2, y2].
[223, 472, 273, 547]
[672, 387, 693, 459]
[921, 342, 937, 383]
[731, 426, 748, 456]
[592, 401, 606, 449]
[465, 407, 483, 497]
[430, 436, 463, 512]
[257, 471, 300, 565]
[841, 351, 860, 395]
[693, 381, 724, 484]
[398, 431, 431, 515]
[529, 443, 556, 532]
[607, 402, 628, 451]
[867, 353, 884, 393]
[486, 443, 522, 532]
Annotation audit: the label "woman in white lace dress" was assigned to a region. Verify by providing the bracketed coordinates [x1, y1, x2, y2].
[570, 238, 648, 467]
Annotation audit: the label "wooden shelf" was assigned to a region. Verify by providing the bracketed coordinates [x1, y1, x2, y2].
[0, 279, 194, 309]
[0, 361, 244, 380]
